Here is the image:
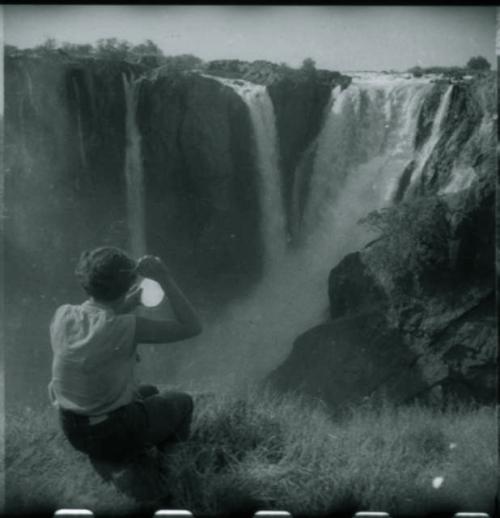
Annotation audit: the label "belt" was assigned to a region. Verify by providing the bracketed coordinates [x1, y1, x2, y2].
[88, 414, 109, 425]
[60, 408, 111, 426]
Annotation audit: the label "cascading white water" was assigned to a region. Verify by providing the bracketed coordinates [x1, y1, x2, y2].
[168, 74, 453, 393]
[22, 62, 34, 110]
[166, 76, 310, 391]
[244, 86, 288, 270]
[122, 73, 146, 258]
[206, 76, 287, 272]
[153, 73, 482, 395]
[72, 77, 88, 171]
[407, 84, 454, 192]
[302, 76, 433, 249]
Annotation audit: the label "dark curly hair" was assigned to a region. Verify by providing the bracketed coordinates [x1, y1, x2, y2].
[75, 247, 138, 302]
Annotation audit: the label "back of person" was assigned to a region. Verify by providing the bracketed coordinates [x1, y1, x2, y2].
[49, 300, 137, 416]
[48, 247, 202, 500]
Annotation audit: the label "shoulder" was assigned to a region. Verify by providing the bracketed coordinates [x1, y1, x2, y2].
[50, 304, 77, 327]
[49, 304, 84, 346]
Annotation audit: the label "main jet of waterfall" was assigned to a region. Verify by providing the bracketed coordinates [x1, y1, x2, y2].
[122, 72, 147, 258]
[300, 75, 432, 248]
[407, 84, 454, 194]
[72, 77, 88, 172]
[204, 75, 288, 273]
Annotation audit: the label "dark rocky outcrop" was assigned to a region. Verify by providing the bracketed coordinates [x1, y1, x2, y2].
[267, 77, 335, 233]
[269, 311, 426, 410]
[205, 59, 350, 89]
[205, 59, 352, 236]
[408, 75, 495, 198]
[269, 128, 496, 409]
[137, 71, 262, 283]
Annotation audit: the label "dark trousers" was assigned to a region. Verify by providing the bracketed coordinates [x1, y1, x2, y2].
[60, 385, 194, 465]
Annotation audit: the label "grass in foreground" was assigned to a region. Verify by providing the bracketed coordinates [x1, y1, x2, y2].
[4, 389, 497, 517]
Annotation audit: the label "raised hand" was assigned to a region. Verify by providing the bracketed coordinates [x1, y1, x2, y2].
[136, 255, 169, 281]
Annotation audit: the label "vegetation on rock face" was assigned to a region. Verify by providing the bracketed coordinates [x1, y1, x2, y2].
[408, 55, 493, 79]
[5, 390, 496, 517]
[6, 38, 350, 89]
[466, 56, 491, 71]
[359, 196, 452, 292]
[300, 57, 317, 76]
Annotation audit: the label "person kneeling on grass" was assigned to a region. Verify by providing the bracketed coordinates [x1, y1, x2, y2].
[48, 246, 202, 500]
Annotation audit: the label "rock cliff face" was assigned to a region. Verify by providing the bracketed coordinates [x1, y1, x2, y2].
[137, 71, 262, 282]
[4, 55, 146, 400]
[4, 53, 347, 403]
[5, 50, 495, 409]
[5, 55, 347, 297]
[205, 59, 352, 235]
[5, 55, 141, 296]
[399, 77, 495, 200]
[269, 75, 496, 409]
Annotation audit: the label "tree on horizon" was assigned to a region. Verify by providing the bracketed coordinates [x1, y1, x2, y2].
[466, 55, 491, 71]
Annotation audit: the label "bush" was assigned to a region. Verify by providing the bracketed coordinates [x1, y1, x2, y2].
[299, 57, 317, 80]
[466, 56, 491, 71]
[409, 66, 424, 78]
[359, 195, 451, 290]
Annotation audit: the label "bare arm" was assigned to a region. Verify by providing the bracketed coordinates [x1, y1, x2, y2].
[134, 256, 202, 344]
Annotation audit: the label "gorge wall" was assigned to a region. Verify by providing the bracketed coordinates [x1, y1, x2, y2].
[4, 54, 348, 404]
[269, 74, 496, 408]
[4, 51, 496, 408]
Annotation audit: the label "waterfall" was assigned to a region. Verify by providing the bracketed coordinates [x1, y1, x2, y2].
[243, 85, 287, 270]
[301, 76, 432, 259]
[206, 76, 287, 272]
[122, 73, 146, 258]
[173, 73, 448, 392]
[407, 84, 454, 193]
[22, 63, 34, 110]
[167, 73, 485, 394]
[72, 77, 88, 171]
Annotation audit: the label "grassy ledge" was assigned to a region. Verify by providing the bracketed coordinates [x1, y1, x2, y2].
[4, 389, 497, 517]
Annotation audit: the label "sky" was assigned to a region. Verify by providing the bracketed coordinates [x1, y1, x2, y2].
[497, 6, 500, 55]
[0, 8, 3, 115]
[3, 5, 497, 72]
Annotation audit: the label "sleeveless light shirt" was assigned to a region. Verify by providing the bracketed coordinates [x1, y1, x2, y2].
[48, 300, 138, 416]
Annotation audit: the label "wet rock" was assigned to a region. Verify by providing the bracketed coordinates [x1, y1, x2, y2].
[270, 173, 496, 407]
[269, 311, 426, 410]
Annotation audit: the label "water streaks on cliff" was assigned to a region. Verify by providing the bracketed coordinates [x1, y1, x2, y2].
[407, 84, 454, 194]
[6, 54, 493, 400]
[72, 77, 88, 172]
[122, 72, 146, 257]
[299, 76, 432, 259]
[206, 76, 287, 272]
[173, 72, 492, 391]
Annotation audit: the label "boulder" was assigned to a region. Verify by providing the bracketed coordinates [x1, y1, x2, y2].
[269, 311, 427, 411]
[270, 176, 496, 408]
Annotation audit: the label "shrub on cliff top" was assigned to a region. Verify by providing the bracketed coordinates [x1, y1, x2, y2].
[466, 56, 491, 71]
